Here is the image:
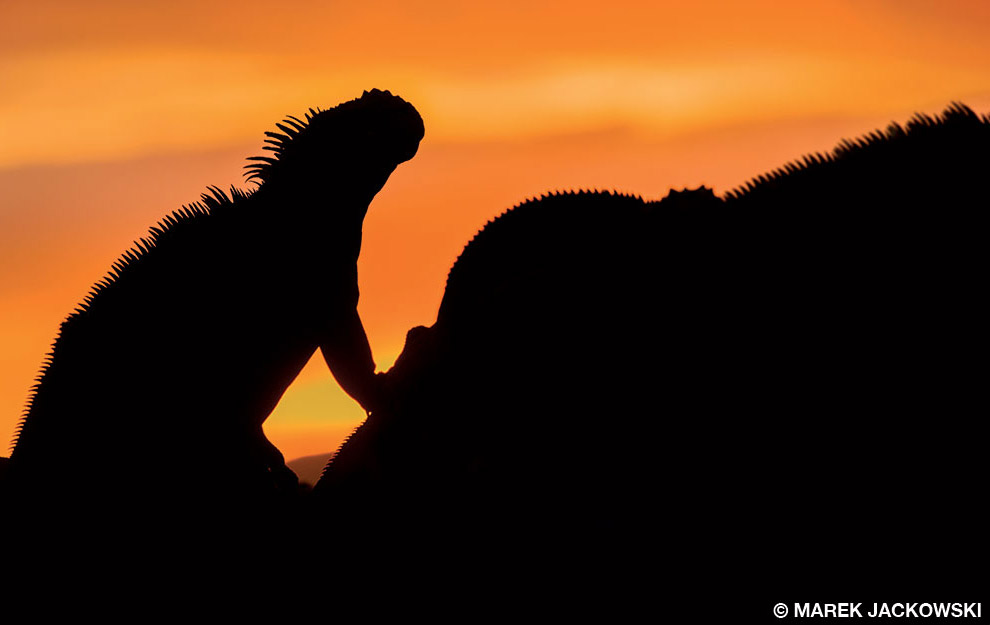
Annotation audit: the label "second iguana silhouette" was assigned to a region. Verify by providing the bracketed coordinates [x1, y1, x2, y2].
[312, 104, 987, 571]
[5, 89, 424, 506]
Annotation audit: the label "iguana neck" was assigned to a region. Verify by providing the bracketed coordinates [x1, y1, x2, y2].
[254, 177, 378, 227]
[260, 162, 395, 222]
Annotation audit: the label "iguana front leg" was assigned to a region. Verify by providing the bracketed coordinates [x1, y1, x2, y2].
[319, 306, 384, 414]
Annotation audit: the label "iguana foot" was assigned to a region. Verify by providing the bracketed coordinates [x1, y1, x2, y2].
[270, 463, 300, 493]
[250, 428, 299, 493]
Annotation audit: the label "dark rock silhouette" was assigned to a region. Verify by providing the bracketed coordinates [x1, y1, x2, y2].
[312, 104, 986, 586]
[4, 89, 424, 509]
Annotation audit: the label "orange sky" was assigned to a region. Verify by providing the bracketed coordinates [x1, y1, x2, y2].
[2, 1, 989, 463]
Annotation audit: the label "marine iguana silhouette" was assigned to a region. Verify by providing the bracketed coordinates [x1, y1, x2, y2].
[5, 89, 424, 506]
[311, 104, 987, 575]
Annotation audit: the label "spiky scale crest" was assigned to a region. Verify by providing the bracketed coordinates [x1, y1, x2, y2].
[319, 422, 366, 479]
[724, 103, 987, 200]
[9, 183, 247, 452]
[244, 107, 321, 183]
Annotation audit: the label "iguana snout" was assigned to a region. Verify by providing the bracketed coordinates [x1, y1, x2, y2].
[355, 88, 425, 164]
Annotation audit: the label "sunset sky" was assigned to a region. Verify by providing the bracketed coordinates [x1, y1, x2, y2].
[2, 1, 989, 463]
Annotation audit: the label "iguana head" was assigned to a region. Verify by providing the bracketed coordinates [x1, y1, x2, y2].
[245, 89, 425, 194]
